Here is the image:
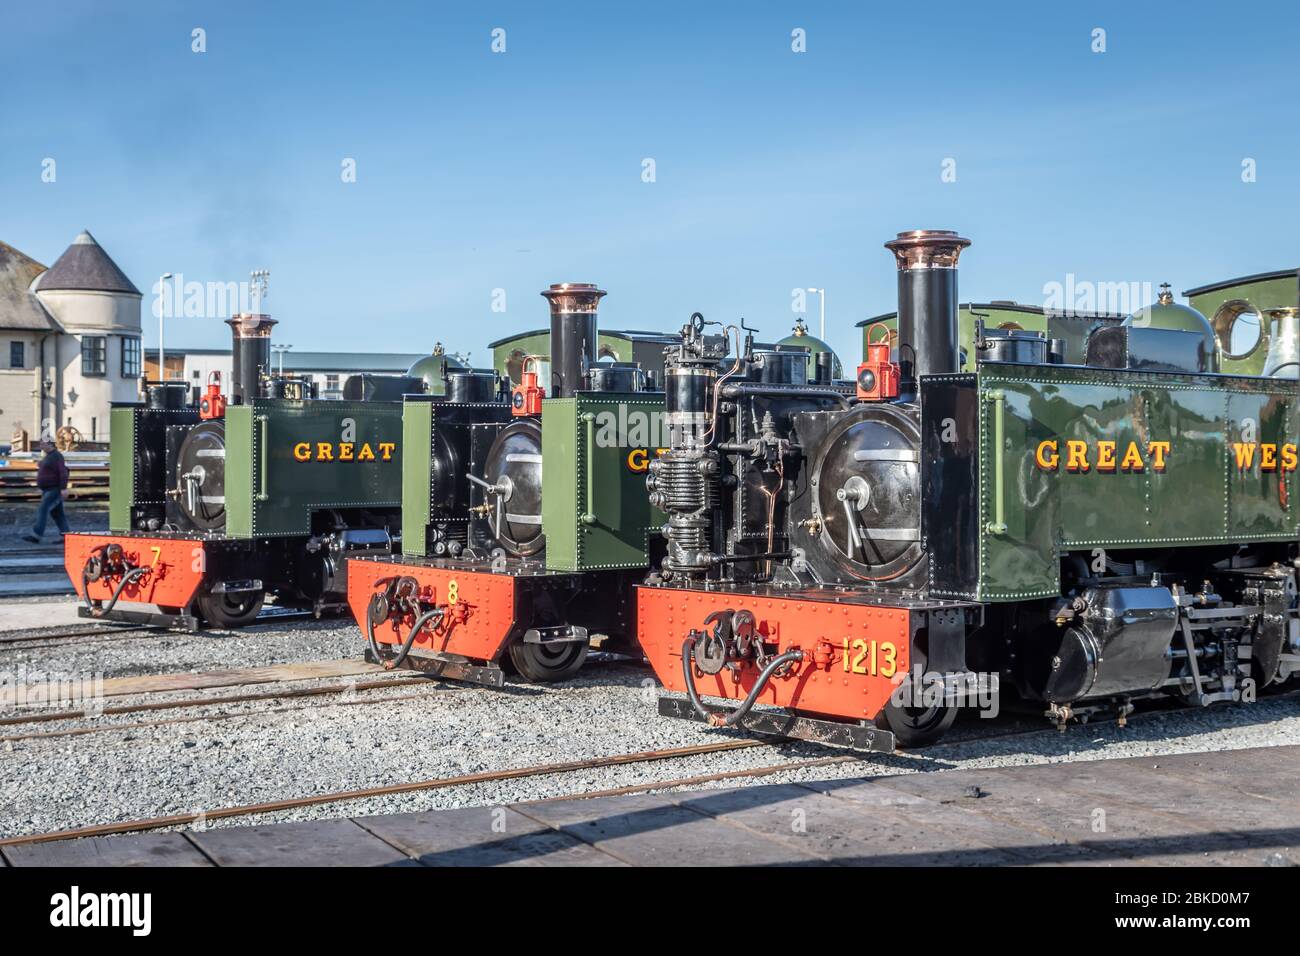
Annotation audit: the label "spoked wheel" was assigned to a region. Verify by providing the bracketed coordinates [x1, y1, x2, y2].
[878, 697, 958, 748]
[508, 640, 588, 683]
[197, 589, 265, 629]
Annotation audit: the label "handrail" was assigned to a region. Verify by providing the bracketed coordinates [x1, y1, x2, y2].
[985, 390, 1007, 535]
[256, 414, 269, 502]
[580, 412, 597, 525]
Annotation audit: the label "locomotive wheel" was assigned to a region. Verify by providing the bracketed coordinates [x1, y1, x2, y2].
[197, 589, 265, 629]
[878, 698, 958, 748]
[508, 640, 588, 683]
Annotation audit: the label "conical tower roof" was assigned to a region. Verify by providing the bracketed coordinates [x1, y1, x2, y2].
[33, 230, 140, 295]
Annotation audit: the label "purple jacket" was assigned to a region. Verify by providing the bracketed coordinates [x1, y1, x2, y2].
[36, 450, 69, 491]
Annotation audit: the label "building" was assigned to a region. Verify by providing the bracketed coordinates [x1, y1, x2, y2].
[144, 347, 427, 400]
[0, 231, 142, 447]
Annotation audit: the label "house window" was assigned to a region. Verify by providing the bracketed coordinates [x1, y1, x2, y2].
[324, 374, 340, 394]
[81, 336, 107, 376]
[121, 337, 141, 377]
[9, 342, 23, 369]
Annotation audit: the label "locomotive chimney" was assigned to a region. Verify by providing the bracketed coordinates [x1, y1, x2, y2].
[541, 283, 606, 398]
[884, 230, 971, 391]
[225, 313, 277, 404]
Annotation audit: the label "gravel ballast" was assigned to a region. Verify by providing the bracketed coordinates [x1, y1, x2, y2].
[2, 613, 1299, 839]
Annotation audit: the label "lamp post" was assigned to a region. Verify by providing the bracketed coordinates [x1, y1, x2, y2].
[158, 272, 173, 382]
[806, 287, 826, 339]
[272, 344, 293, 374]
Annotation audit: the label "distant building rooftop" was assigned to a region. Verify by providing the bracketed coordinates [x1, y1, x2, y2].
[146, 347, 425, 373]
[0, 240, 58, 332]
[281, 351, 425, 373]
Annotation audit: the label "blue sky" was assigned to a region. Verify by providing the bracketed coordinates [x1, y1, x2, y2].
[3, 1, 1297, 366]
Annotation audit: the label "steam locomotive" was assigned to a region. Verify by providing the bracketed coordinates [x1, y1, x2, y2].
[639, 230, 1300, 749]
[64, 312, 407, 629]
[347, 284, 665, 684]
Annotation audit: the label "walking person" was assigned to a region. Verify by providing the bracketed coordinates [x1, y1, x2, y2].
[23, 438, 71, 543]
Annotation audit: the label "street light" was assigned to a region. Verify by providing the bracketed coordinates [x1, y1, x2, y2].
[272, 344, 293, 374]
[159, 273, 173, 382]
[806, 288, 826, 339]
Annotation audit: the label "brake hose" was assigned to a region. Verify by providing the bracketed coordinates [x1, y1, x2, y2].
[88, 566, 150, 617]
[364, 608, 387, 662]
[79, 545, 109, 612]
[680, 635, 804, 727]
[368, 605, 445, 670]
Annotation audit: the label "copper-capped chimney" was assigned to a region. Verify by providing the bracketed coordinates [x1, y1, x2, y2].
[225, 313, 277, 405]
[884, 230, 971, 392]
[541, 283, 605, 398]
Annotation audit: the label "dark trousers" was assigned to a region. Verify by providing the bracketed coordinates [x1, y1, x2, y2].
[32, 488, 70, 537]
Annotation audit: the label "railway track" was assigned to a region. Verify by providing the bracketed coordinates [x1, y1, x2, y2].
[0, 625, 161, 650]
[1, 685, 453, 745]
[9, 686, 1285, 848]
[0, 738, 780, 847]
[0, 607, 317, 644]
[0, 651, 642, 731]
[0, 674, 448, 737]
[4, 635, 1295, 849]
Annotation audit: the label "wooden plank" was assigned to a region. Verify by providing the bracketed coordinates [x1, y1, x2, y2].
[354, 806, 626, 867]
[186, 819, 412, 867]
[516, 792, 825, 866]
[2, 833, 211, 868]
[0, 659, 387, 707]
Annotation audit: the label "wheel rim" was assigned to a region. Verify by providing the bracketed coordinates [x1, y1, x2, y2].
[200, 589, 263, 626]
[220, 593, 257, 617]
